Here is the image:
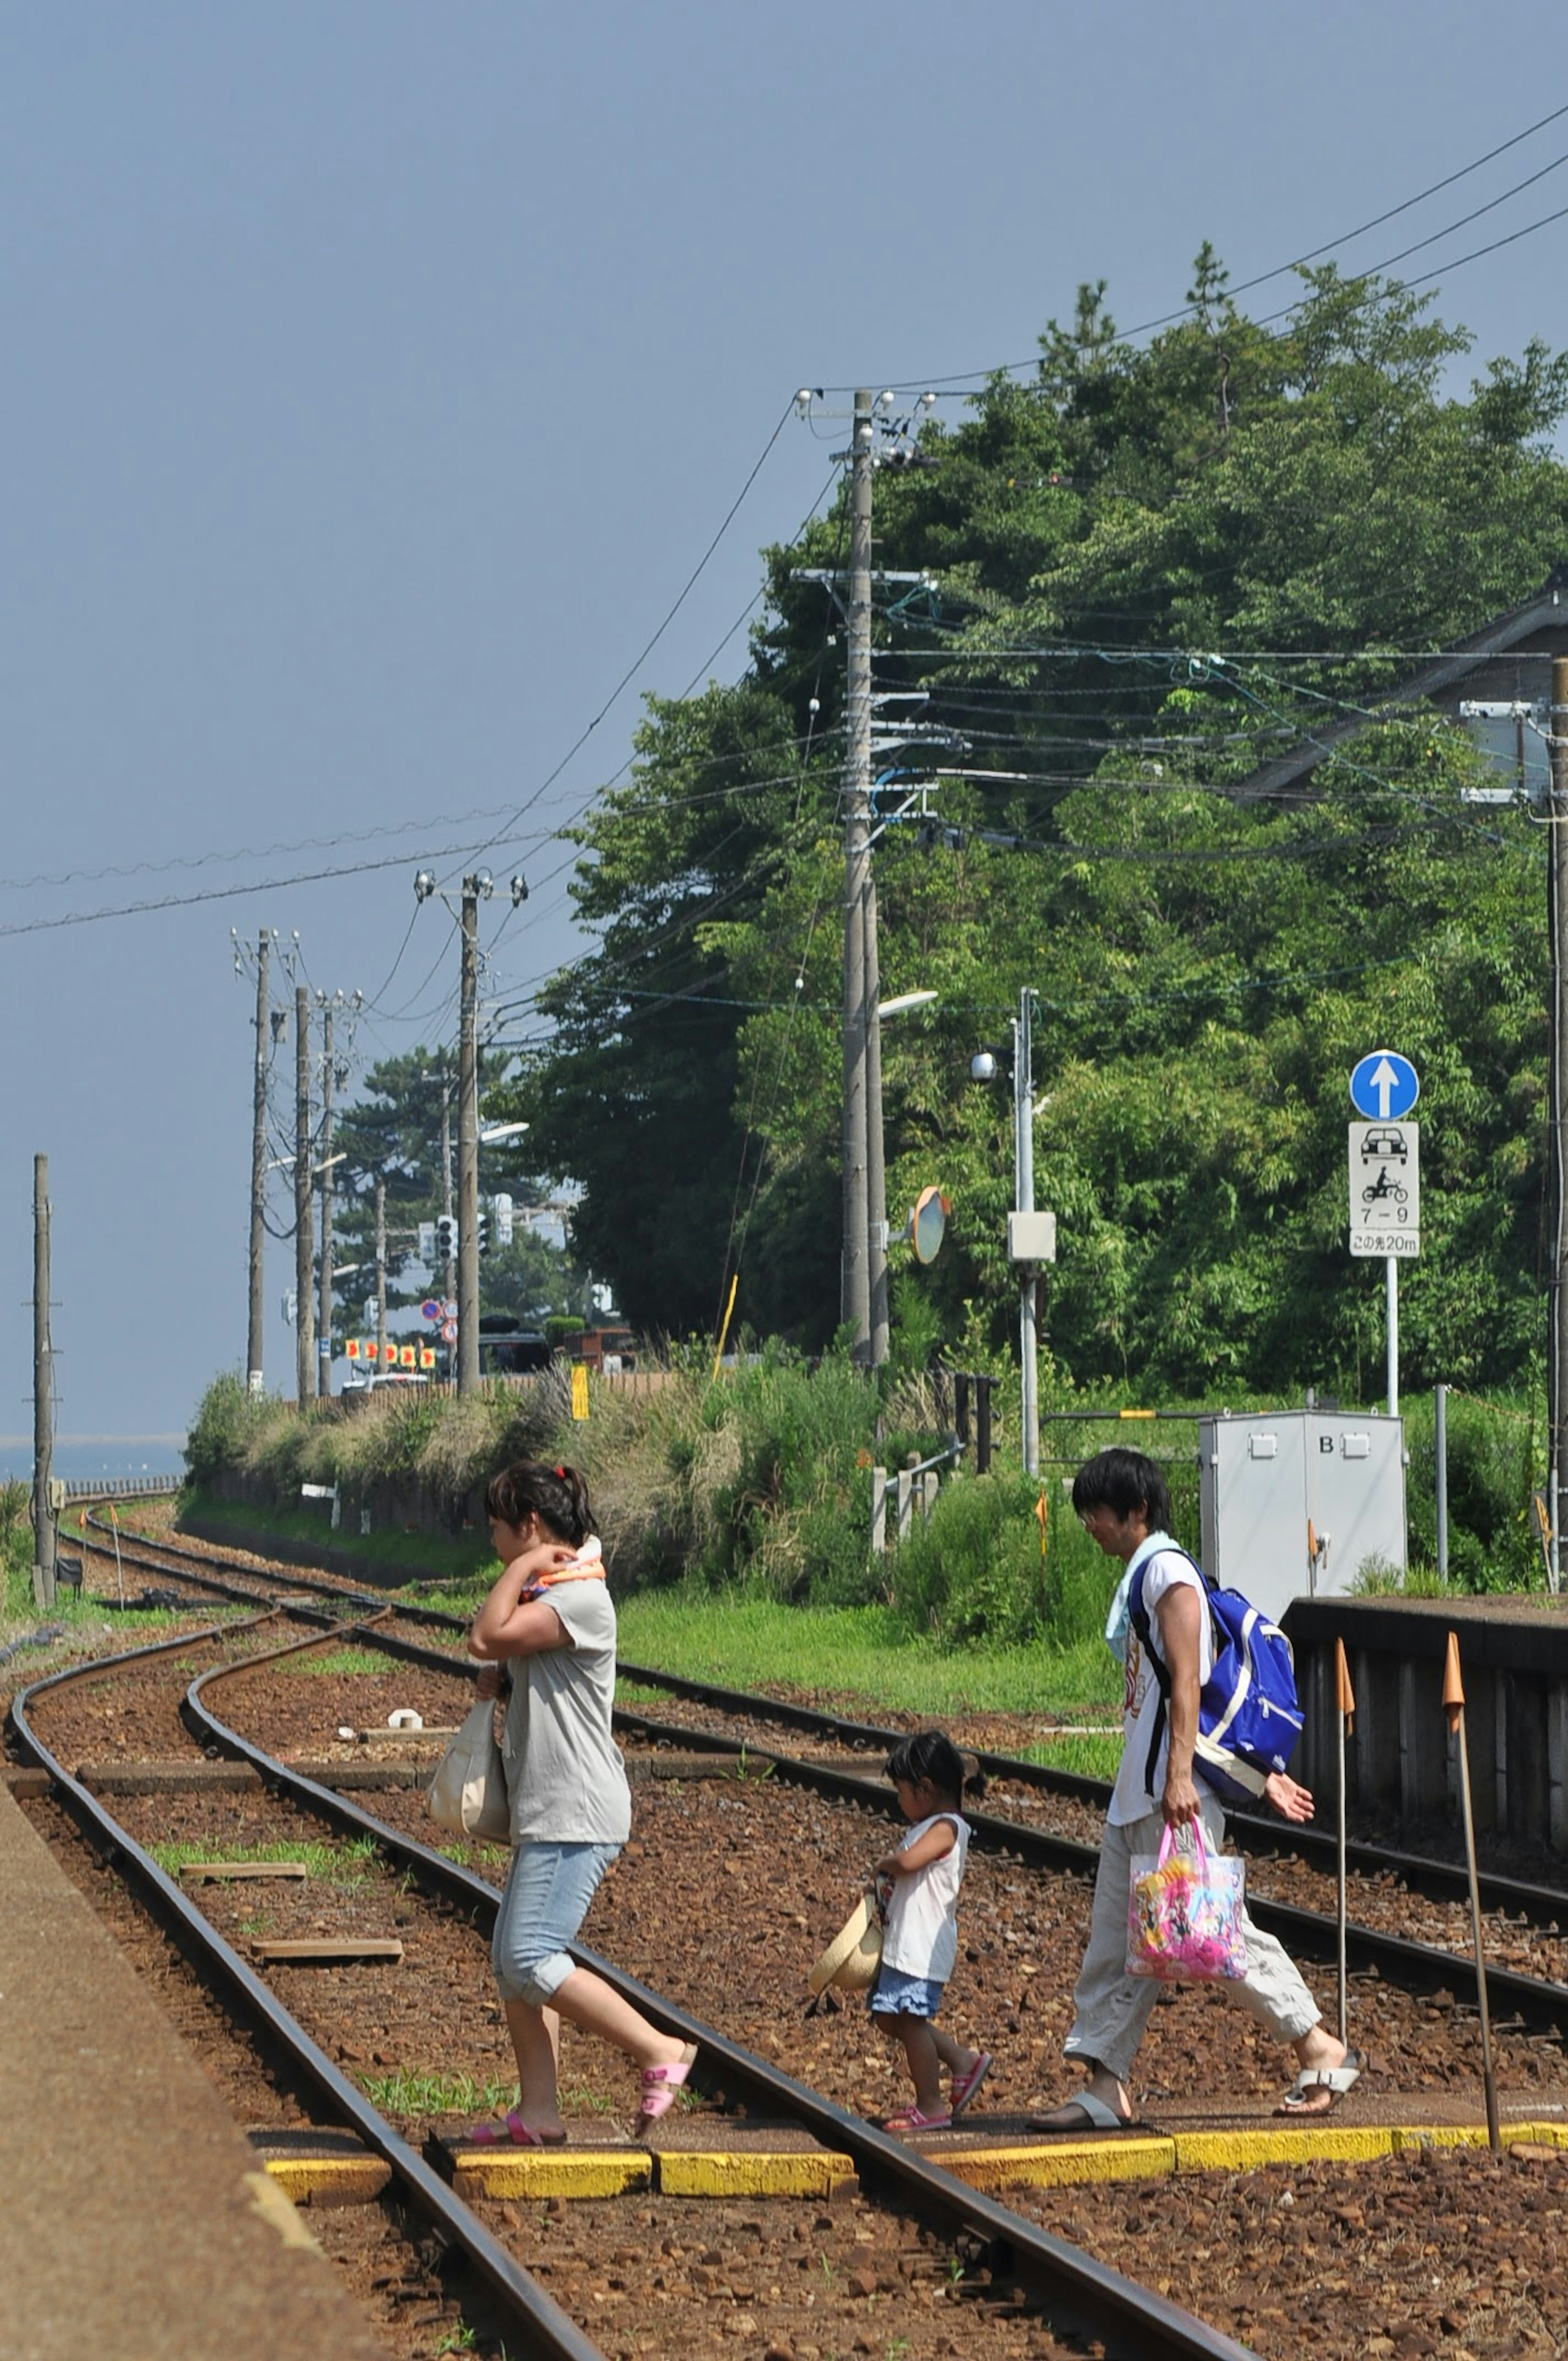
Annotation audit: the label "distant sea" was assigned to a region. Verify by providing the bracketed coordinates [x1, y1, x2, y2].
[0, 1435, 186, 1485]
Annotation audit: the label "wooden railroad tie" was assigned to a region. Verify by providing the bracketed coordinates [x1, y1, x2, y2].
[251, 1936, 405, 1964]
[179, 1861, 309, 1884]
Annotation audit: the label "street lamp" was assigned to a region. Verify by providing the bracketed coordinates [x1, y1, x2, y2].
[971, 990, 1055, 1478]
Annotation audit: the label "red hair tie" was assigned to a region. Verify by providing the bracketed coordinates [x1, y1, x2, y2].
[555, 1464, 566, 1479]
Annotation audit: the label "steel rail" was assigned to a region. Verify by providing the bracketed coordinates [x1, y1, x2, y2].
[615, 1656, 1568, 1933]
[8, 1629, 612, 2361]
[182, 1628, 1257, 2361]
[612, 1703, 1568, 2039]
[78, 1512, 1568, 1971]
[92, 1507, 1568, 2029]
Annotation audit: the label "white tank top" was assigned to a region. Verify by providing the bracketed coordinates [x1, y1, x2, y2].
[881, 1811, 969, 1982]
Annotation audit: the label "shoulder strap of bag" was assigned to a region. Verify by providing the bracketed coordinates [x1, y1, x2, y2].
[1130, 1544, 1216, 1799]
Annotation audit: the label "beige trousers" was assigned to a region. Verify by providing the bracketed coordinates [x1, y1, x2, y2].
[1062, 1793, 1321, 2086]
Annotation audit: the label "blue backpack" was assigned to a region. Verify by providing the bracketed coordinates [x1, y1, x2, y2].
[1128, 1547, 1302, 1809]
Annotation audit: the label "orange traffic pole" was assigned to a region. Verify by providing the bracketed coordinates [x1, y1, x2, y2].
[1334, 1637, 1355, 2047]
[1444, 1631, 1499, 2152]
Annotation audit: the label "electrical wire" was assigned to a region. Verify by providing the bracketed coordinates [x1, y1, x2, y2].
[822, 100, 1568, 393]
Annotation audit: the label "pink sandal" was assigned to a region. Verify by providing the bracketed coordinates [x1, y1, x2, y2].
[884, 2104, 952, 2132]
[467, 2110, 567, 2148]
[635, 2041, 699, 2128]
[949, 2051, 992, 2118]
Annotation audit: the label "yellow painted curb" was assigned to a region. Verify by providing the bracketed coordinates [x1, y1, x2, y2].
[655, 2152, 858, 2200]
[261, 2154, 392, 2205]
[450, 2149, 652, 2201]
[944, 2137, 1175, 2193]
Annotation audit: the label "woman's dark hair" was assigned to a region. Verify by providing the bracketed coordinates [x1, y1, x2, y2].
[484, 1461, 593, 1547]
[1070, 1446, 1172, 1532]
[884, 1729, 984, 1803]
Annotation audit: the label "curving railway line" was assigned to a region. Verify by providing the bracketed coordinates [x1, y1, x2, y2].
[17, 1506, 1568, 2356]
[10, 1533, 1252, 2361]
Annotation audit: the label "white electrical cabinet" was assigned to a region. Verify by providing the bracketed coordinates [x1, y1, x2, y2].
[1197, 1409, 1407, 1624]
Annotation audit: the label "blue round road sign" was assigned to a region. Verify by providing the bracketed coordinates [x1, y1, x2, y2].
[421, 1298, 442, 1322]
[1349, 1049, 1420, 1122]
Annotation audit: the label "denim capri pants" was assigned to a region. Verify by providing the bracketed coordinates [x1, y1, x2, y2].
[492, 1839, 620, 2007]
[869, 1966, 945, 2020]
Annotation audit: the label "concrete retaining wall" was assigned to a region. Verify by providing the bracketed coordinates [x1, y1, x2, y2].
[1286, 1596, 1568, 1853]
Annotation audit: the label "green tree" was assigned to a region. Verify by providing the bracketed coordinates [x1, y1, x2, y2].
[505, 259, 1568, 1398]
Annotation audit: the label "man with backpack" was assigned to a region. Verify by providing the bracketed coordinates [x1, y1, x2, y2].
[1030, 1446, 1363, 2132]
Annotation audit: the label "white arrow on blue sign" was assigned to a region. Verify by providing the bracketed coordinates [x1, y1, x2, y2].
[1349, 1049, 1420, 1122]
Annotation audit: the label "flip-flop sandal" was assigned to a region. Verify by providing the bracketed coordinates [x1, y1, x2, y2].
[1277, 2049, 1365, 2116]
[884, 2105, 953, 2131]
[949, 2051, 992, 2118]
[1027, 2093, 1142, 2135]
[466, 2110, 568, 2148]
[635, 2042, 699, 2128]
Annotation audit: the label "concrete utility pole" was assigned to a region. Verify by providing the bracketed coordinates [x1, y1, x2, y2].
[440, 1072, 456, 1316]
[247, 929, 270, 1394]
[1550, 654, 1568, 1589]
[294, 985, 315, 1402]
[374, 1178, 389, 1364]
[841, 388, 875, 1360]
[457, 874, 490, 1394]
[317, 998, 336, 1399]
[32, 1154, 56, 1608]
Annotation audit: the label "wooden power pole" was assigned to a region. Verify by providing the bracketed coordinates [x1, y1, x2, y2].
[247, 929, 270, 1394]
[1551, 653, 1568, 1590]
[32, 1154, 56, 1608]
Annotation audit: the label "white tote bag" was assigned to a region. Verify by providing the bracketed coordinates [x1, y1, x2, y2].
[427, 1695, 511, 1843]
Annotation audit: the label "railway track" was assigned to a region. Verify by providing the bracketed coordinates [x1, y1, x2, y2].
[76, 1509, 1568, 1991]
[10, 1579, 1257, 2361]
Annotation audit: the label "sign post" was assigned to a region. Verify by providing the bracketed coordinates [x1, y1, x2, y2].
[1348, 1051, 1420, 1415]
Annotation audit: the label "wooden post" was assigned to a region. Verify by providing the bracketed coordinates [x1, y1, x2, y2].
[1444, 1630, 1500, 2152]
[1335, 1638, 1355, 2049]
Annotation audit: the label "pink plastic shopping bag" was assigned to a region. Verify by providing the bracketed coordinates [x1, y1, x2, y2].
[1126, 1820, 1248, 1982]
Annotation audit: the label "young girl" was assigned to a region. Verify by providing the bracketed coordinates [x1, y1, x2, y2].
[465, 1460, 696, 2146]
[868, 1731, 992, 2132]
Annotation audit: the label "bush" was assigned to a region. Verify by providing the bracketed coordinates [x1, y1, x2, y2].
[1403, 1389, 1542, 1591]
[886, 1470, 1048, 1644]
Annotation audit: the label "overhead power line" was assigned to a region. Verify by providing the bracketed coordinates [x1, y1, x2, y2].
[829, 100, 1568, 394]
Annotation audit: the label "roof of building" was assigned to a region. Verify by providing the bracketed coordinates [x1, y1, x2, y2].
[1234, 568, 1568, 803]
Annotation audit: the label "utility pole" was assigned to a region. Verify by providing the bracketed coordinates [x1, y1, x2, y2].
[247, 929, 270, 1394]
[457, 874, 490, 1393]
[1014, 990, 1039, 1479]
[317, 997, 336, 1399]
[375, 1178, 389, 1364]
[440, 1069, 456, 1350]
[294, 985, 315, 1402]
[32, 1154, 56, 1608]
[1550, 654, 1568, 1589]
[841, 388, 874, 1360]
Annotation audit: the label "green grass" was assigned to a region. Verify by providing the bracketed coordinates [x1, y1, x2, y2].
[1015, 1732, 1124, 1780]
[180, 1488, 495, 1585]
[146, 1835, 381, 1884]
[359, 2069, 512, 2118]
[615, 1590, 1120, 1720]
[281, 1646, 414, 1677]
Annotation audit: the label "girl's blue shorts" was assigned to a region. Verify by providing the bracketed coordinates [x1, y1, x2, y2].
[869, 1967, 944, 2020]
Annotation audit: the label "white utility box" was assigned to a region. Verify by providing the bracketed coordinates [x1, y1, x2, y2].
[1197, 1408, 1407, 1626]
[1007, 1210, 1057, 1263]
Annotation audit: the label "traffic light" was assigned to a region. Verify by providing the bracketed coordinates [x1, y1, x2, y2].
[476, 1202, 490, 1257]
[435, 1214, 457, 1260]
[493, 1192, 514, 1248]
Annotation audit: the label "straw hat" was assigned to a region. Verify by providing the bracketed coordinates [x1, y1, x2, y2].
[808, 1894, 883, 1995]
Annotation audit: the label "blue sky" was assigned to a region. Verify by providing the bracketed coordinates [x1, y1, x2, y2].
[3, 1, 1566, 1438]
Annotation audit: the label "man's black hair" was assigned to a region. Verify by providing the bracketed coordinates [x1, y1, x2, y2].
[1070, 1446, 1172, 1531]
